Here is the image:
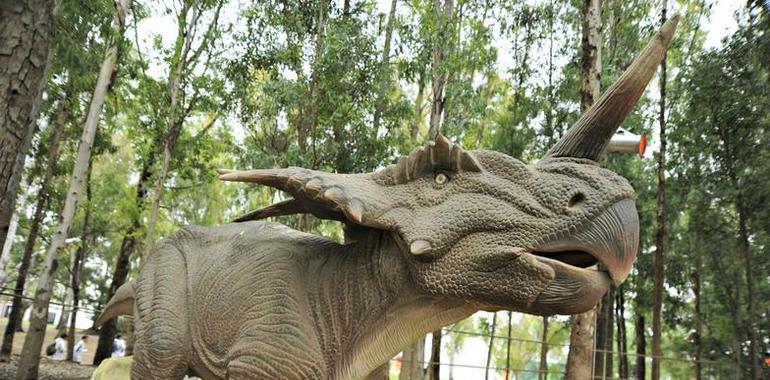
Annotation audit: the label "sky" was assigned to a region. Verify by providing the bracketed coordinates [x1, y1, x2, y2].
[128, 1, 745, 378]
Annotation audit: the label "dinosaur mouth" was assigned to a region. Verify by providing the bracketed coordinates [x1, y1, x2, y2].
[530, 250, 598, 269]
[526, 199, 639, 315]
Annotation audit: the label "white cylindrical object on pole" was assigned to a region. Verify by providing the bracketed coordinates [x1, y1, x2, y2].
[607, 129, 647, 155]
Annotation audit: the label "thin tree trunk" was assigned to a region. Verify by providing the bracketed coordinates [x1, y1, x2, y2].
[372, 0, 398, 134]
[0, 0, 56, 251]
[412, 70, 427, 140]
[399, 337, 425, 380]
[616, 288, 629, 379]
[0, 212, 18, 288]
[427, 0, 454, 140]
[539, 317, 549, 380]
[692, 224, 703, 380]
[298, 0, 328, 154]
[634, 314, 645, 380]
[651, 3, 668, 379]
[505, 311, 512, 380]
[15, 2, 130, 377]
[428, 330, 441, 380]
[484, 312, 497, 380]
[567, 1, 601, 378]
[93, 143, 156, 365]
[144, 0, 204, 256]
[595, 287, 614, 379]
[736, 201, 760, 380]
[66, 168, 91, 361]
[0, 95, 69, 357]
[56, 251, 77, 331]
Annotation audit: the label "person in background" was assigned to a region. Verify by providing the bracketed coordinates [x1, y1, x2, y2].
[72, 335, 89, 364]
[52, 333, 67, 361]
[111, 334, 126, 357]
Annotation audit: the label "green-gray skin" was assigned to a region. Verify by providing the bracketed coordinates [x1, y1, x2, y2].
[97, 16, 679, 380]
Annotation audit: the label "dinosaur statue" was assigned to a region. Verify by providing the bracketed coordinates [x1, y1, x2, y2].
[96, 16, 679, 380]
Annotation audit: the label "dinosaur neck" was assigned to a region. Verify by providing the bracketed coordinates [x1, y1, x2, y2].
[303, 229, 475, 380]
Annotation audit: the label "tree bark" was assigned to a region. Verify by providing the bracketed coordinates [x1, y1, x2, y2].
[427, 0, 454, 140]
[66, 168, 91, 361]
[484, 312, 497, 380]
[595, 287, 614, 379]
[428, 330, 441, 380]
[0, 0, 56, 251]
[567, 1, 601, 378]
[0, 212, 18, 288]
[692, 222, 703, 380]
[0, 94, 69, 357]
[372, 0, 398, 134]
[399, 337, 425, 380]
[651, 3, 668, 380]
[56, 251, 77, 331]
[14, 1, 130, 377]
[297, 0, 328, 154]
[616, 288, 629, 379]
[538, 317, 549, 380]
[634, 314, 645, 380]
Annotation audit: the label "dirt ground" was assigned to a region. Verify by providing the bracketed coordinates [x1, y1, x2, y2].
[0, 318, 97, 379]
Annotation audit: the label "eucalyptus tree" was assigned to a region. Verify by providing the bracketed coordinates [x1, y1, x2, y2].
[0, 0, 56, 251]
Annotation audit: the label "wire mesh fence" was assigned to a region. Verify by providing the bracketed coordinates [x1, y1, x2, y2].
[386, 322, 749, 380]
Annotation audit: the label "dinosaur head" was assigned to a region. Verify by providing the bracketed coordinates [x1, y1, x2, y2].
[220, 16, 678, 315]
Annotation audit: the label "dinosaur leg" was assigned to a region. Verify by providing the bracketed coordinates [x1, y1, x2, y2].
[131, 243, 191, 379]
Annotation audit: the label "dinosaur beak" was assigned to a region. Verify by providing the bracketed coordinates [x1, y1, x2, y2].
[528, 199, 639, 314]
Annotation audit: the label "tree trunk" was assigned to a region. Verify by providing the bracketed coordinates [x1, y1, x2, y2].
[427, 0, 454, 140]
[93, 141, 156, 365]
[56, 252, 77, 331]
[66, 169, 91, 361]
[539, 317, 549, 380]
[297, 0, 328, 154]
[143, 0, 205, 256]
[412, 70, 427, 140]
[0, 0, 56, 251]
[634, 314, 645, 380]
[595, 287, 614, 379]
[428, 330, 441, 380]
[616, 288, 629, 379]
[0, 212, 18, 288]
[14, 2, 130, 377]
[399, 337, 425, 380]
[372, 0, 398, 134]
[505, 311, 513, 379]
[651, 4, 668, 380]
[692, 224, 702, 380]
[736, 201, 761, 380]
[0, 94, 69, 357]
[567, 1, 601, 378]
[484, 312, 497, 380]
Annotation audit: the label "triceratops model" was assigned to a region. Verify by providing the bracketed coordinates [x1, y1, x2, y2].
[97, 16, 678, 380]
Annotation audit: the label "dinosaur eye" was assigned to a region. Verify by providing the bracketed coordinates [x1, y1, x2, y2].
[434, 172, 449, 185]
[568, 192, 586, 208]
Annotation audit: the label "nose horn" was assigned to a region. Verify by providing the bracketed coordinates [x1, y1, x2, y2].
[545, 15, 680, 161]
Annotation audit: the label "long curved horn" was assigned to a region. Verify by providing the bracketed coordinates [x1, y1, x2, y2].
[545, 15, 680, 160]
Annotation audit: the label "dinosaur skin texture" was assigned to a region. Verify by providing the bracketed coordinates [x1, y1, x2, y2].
[97, 15, 680, 380]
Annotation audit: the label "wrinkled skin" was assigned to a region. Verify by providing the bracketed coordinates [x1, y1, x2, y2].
[97, 16, 680, 380]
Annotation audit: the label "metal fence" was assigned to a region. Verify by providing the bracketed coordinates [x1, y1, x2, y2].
[388, 320, 750, 380]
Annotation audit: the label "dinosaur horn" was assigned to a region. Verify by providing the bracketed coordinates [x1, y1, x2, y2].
[545, 15, 680, 160]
